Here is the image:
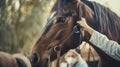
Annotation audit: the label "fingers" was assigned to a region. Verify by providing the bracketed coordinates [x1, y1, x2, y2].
[81, 17, 85, 20]
[77, 18, 85, 24]
[77, 21, 82, 24]
[77, 18, 88, 31]
[77, 18, 85, 27]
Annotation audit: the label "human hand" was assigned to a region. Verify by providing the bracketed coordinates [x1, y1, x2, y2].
[77, 18, 89, 31]
[77, 18, 94, 35]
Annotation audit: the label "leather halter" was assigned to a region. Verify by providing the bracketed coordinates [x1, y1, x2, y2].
[54, 25, 83, 67]
[52, 1, 83, 67]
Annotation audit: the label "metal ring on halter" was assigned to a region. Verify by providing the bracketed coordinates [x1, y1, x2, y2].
[54, 45, 61, 52]
[74, 25, 80, 33]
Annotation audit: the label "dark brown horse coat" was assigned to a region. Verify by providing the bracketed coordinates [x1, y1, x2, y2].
[30, 0, 120, 67]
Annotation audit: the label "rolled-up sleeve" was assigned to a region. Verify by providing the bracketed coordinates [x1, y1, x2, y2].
[89, 30, 120, 61]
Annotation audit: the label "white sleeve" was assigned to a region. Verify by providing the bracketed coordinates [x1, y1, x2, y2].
[89, 30, 120, 61]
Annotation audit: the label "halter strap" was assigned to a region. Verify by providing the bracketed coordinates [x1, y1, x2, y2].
[54, 1, 84, 67]
[48, 1, 83, 67]
[54, 24, 83, 67]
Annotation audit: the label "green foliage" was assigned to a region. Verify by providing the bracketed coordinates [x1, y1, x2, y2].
[0, 0, 55, 54]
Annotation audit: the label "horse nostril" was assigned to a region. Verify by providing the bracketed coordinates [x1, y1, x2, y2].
[31, 53, 40, 65]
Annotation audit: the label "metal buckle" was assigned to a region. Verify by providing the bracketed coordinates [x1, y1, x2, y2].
[54, 45, 61, 52]
[74, 25, 80, 33]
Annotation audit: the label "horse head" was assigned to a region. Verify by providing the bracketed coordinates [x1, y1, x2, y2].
[29, 0, 94, 67]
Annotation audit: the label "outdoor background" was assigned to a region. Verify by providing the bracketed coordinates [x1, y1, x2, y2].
[0, 0, 120, 55]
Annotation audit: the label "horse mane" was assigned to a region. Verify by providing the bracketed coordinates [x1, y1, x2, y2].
[50, 0, 78, 13]
[83, 1, 120, 43]
[51, 0, 120, 43]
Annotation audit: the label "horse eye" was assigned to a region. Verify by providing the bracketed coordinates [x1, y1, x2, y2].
[57, 17, 66, 23]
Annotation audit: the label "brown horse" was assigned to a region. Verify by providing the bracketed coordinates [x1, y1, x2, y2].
[0, 52, 31, 67]
[30, 0, 120, 67]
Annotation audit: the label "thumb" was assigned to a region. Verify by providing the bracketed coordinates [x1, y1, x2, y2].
[77, 18, 85, 24]
[77, 21, 81, 23]
[77, 20, 83, 26]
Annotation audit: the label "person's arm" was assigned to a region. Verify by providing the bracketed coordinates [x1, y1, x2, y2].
[77, 18, 120, 61]
[90, 30, 120, 61]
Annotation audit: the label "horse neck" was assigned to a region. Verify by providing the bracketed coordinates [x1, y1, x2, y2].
[80, 2, 95, 41]
[81, 2, 94, 23]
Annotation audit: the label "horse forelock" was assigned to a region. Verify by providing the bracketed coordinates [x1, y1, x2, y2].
[50, 0, 79, 13]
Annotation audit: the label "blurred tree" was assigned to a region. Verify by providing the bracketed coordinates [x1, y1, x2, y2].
[0, 0, 20, 53]
[0, 0, 55, 54]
